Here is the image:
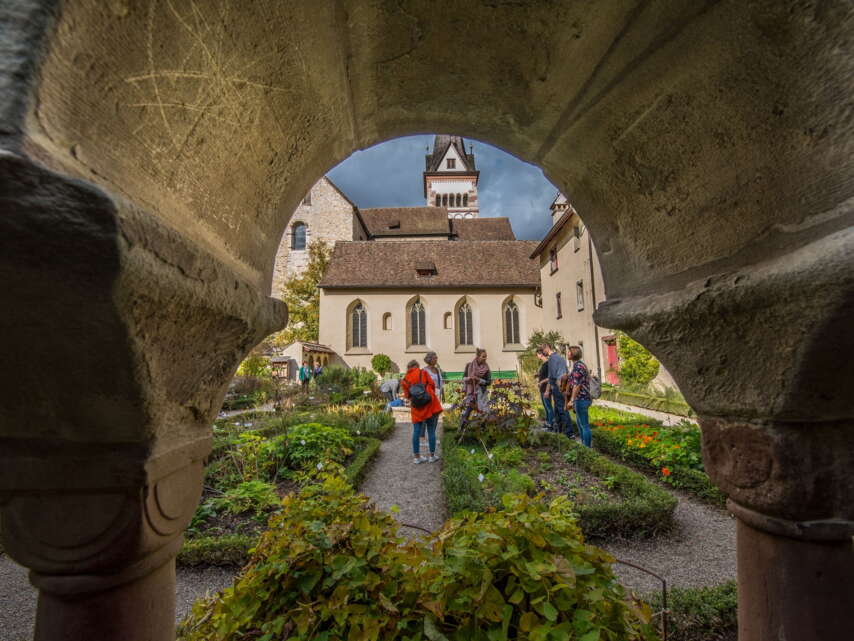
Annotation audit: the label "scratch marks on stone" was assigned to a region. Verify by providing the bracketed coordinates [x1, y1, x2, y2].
[126, 0, 296, 162]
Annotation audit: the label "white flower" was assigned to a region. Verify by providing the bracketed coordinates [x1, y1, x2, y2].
[301, 439, 306, 445]
[309, 396, 315, 400]
[478, 473, 485, 483]
[488, 453, 494, 460]
[246, 423, 253, 427]
[470, 449, 475, 454]
[316, 462, 323, 471]
[356, 430, 361, 435]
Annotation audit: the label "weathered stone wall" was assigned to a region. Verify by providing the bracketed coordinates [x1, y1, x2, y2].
[271, 177, 356, 297]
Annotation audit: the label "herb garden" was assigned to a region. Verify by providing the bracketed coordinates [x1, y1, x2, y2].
[171, 376, 736, 641]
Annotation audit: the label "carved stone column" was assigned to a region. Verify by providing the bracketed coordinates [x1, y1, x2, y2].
[0, 151, 287, 640]
[597, 227, 854, 641]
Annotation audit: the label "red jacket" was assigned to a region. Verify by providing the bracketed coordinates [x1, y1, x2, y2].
[401, 367, 443, 423]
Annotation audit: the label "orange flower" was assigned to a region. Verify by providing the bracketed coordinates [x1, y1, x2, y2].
[661, 467, 671, 476]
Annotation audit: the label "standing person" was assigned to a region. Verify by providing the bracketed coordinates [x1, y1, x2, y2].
[459, 348, 491, 430]
[314, 363, 323, 379]
[535, 349, 554, 431]
[541, 343, 575, 438]
[298, 361, 312, 391]
[401, 359, 443, 464]
[567, 345, 593, 447]
[423, 352, 444, 402]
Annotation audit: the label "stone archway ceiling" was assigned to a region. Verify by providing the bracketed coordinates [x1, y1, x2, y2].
[25, 1, 854, 298]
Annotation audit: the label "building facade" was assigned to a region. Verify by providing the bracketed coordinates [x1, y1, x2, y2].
[530, 193, 612, 380]
[423, 135, 480, 219]
[319, 241, 541, 374]
[271, 176, 367, 296]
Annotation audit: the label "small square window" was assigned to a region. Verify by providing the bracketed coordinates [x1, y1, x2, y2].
[447, 158, 456, 169]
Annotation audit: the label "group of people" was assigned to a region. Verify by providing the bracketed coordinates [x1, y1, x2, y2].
[389, 349, 491, 465]
[535, 343, 593, 447]
[297, 361, 324, 390]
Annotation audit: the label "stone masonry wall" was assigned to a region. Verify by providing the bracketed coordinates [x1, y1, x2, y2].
[271, 177, 356, 297]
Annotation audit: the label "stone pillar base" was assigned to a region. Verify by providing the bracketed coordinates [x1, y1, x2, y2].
[736, 515, 854, 641]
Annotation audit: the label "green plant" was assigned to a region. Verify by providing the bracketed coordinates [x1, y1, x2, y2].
[178, 534, 255, 567]
[213, 480, 281, 518]
[646, 582, 737, 641]
[269, 240, 332, 344]
[616, 331, 660, 389]
[284, 423, 354, 469]
[179, 476, 658, 641]
[237, 353, 272, 378]
[371, 353, 393, 376]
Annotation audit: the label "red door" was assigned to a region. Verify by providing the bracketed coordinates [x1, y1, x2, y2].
[605, 340, 620, 385]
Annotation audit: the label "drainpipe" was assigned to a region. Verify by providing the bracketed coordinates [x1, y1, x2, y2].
[587, 229, 602, 380]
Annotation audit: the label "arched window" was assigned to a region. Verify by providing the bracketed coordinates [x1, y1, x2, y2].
[291, 222, 307, 250]
[457, 301, 473, 346]
[504, 299, 521, 345]
[442, 194, 448, 207]
[349, 301, 367, 349]
[443, 311, 452, 329]
[382, 312, 392, 330]
[456, 193, 462, 207]
[435, 195, 440, 207]
[463, 193, 468, 206]
[409, 299, 426, 346]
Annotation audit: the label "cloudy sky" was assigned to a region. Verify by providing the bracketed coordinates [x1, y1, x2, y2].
[326, 135, 559, 241]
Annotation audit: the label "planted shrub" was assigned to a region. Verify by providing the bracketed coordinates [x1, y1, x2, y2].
[179, 476, 658, 641]
[284, 423, 354, 469]
[213, 480, 281, 518]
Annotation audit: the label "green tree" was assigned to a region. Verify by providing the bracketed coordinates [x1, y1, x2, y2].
[237, 353, 271, 378]
[371, 353, 392, 377]
[518, 329, 565, 375]
[616, 331, 660, 389]
[271, 241, 332, 345]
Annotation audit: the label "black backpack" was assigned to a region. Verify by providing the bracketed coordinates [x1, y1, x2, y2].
[408, 370, 432, 408]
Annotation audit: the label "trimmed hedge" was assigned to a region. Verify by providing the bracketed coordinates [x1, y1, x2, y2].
[600, 388, 693, 417]
[178, 534, 254, 567]
[593, 427, 726, 507]
[443, 431, 677, 539]
[344, 436, 381, 488]
[537, 432, 677, 538]
[647, 581, 737, 641]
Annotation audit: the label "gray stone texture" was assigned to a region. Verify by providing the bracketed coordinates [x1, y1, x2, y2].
[1, 1, 852, 639]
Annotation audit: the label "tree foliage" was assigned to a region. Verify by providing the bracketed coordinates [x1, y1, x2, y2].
[371, 353, 393, 376]
[272, 240, 332, 345]
[616, 331, 660, 389]
[237, 353, 271, 378]
[518, 329, 565, 375]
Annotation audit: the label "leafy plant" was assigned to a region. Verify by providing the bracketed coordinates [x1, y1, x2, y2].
[179, 476, 658, 641]
[371, 353, 393, 376]
[284, 423, 354, 469]
[213, 480, 280, 518]
[270, 240, 332, 344]
[237, 353, 272, 378]
[616, 332, 660, 389]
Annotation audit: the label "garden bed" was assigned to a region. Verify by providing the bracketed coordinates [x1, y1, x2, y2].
[179, 405, 393, 567]
[599, 387, 694, 417]
[589, 407, 726, 507]
[443, 420, 677, 539]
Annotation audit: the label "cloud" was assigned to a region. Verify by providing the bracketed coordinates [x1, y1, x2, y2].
[327, 134, 557, 240]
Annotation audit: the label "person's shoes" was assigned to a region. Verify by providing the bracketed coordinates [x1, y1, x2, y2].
[414, 457, 425, 464]
[428, 455, 440, 463]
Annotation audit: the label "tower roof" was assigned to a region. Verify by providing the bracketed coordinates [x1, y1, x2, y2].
[425, 134, 476, 171]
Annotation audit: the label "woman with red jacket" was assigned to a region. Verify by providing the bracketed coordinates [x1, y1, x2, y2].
[400, 359, 443, 464]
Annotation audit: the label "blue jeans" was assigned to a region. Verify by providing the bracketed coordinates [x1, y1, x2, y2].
[573, 398, 592, 447]
[413, 413, 438, 455]
[549, 380, 575, 437]
[539, 388, 555, 428]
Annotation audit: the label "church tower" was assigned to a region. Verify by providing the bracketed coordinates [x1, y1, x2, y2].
[423, 135, 480, 219]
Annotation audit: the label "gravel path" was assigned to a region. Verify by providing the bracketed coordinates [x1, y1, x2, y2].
[0, 554, 237, 641]
[359, 418, 447, 537]
[599, 489, 737, 595]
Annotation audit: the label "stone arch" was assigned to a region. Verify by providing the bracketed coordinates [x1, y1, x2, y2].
[2, 4, 853, 639]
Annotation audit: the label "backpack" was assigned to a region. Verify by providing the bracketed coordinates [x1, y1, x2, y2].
[587, 367, 602, 399]
[408, 370, 433, 408]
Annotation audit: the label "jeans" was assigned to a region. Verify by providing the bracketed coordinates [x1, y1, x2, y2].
[413, 413, 438, 455]
[539, 389, 555, 428]
[573, 398, 592, 447]
[549, 380, 575, 437]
